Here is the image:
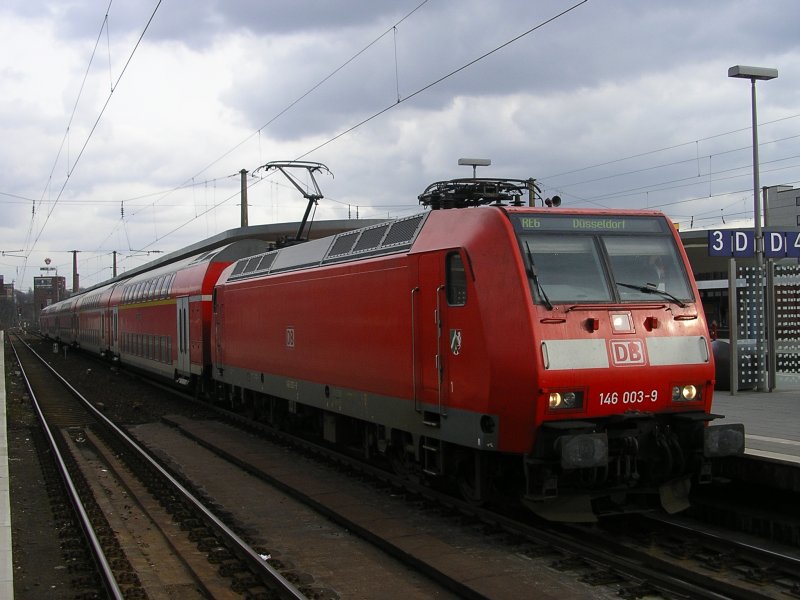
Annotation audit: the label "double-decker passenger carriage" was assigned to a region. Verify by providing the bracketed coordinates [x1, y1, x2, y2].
[40, 297, 78, 343]
[42, 240, 269, 382]
[75, 283, 120, 356]
[108, 241, 269, 383]
[210, 178, 744, 521]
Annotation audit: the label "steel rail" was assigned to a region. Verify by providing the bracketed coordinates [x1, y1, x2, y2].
[13, 335, 307, 600]
[9, 336, 124, 600]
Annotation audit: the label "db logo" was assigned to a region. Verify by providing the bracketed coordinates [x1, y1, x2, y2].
[610, 340, 646, 366]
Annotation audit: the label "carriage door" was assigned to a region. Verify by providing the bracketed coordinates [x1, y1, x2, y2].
[111, 307, 119, 354]
[176, 296, 190, 374]
[212, 289, 224, 366]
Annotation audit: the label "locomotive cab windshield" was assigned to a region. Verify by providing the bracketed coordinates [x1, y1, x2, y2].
[512, 214, 693, 306]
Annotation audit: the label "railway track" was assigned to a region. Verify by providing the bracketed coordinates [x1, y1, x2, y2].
[596, 513, 800, 597]
[13, 333, 800, 599]
[9, 333, 305, 599]
[165, 411, 800, 600]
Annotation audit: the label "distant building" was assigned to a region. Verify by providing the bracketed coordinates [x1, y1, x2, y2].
[33, 275, 67, 321]
[0, 275, 16, 328]
[765, 185, 800, 227]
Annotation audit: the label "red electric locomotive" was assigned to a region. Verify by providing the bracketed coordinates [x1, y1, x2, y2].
[210, 178, 744, 521]
[40, 176, 744, 521]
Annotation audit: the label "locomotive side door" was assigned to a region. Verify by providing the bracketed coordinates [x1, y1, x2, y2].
[414, 252, 450, 417]
[176, 296, 190, 375]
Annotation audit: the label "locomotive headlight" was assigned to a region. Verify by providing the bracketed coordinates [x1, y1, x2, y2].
[672, 384, 699, 402]
[610, 312, 634, 333]
[548, 391, 583, 410]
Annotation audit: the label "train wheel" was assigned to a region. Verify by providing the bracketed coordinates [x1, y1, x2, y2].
[389, 432, 418, 483]
[457, 451, 489, 505]
[389, 445, 412, 476]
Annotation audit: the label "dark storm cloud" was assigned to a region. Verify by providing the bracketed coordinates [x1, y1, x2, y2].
[217, 0, 800, 144]
[10, 0, 402, 44]
[18, 0, 797, 146]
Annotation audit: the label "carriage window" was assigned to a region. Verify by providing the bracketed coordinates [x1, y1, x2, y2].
[446, 252, 467, 306]
[156, 275, 168, 298]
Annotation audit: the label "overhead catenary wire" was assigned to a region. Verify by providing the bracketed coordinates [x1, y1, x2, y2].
[147, 0, 434, 214]
[110, 1, 593, 264]
[92, 0, 435, 278]
[84, 0, 799, 278]
[542, 131, 800, 192]
[291, 0, 591, 160]
[536, 115, 800, 225]
[24, 0, 115, 258]
[20, 0, 163, 289]
[540, 113, 800, 181]
[30, 1, 163, 250]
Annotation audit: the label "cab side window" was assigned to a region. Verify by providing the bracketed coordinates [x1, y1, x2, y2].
[446, 252, 467, 306]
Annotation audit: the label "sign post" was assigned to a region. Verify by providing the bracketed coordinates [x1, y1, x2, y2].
[709, 228, 778, 391]
[728, 258, 737, 394]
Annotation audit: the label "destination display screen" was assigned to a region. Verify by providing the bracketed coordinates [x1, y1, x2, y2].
[512, 214, 668, 234]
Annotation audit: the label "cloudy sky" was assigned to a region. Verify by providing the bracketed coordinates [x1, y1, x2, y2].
[1, 0, 798, 291]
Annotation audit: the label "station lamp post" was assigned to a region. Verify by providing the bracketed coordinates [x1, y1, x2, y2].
[728, 64, 778, 391]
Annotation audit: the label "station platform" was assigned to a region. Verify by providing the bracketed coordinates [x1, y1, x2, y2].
[0, 331, 12, 599]
[712, 385, 800, 463]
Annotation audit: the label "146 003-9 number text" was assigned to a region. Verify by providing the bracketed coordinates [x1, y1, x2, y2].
[599, 390, 657, 405]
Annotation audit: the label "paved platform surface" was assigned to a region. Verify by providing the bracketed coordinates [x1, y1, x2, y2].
[712, 385, 800, 463]
[0, 331, 12, 599]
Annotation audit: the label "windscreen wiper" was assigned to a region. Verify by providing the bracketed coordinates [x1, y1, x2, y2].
[525, 241, 553, 310]
[616, 281, 686, 308]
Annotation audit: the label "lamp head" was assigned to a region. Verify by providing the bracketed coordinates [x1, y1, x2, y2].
[728, 65, 778, 81]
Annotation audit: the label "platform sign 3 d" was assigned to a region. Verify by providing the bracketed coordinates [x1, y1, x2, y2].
[708, 229, 800, 258]
[708, 230, 754, 257]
